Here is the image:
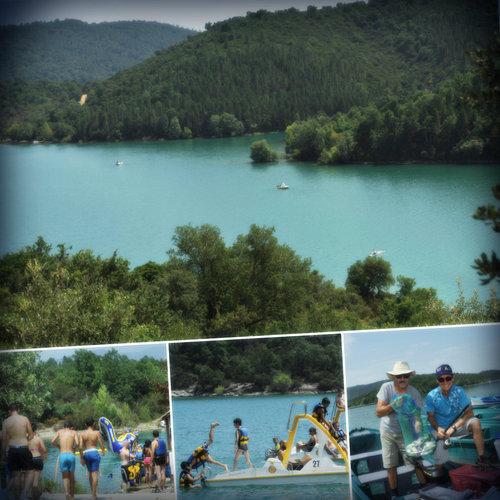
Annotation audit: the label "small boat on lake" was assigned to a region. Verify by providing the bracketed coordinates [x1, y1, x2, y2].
[350, 396, 500, 499]
[205, 402, 349, 487]
[368, 249, 385, 257]
[116, 160, 124, 166]
[277, 182, 289, 190]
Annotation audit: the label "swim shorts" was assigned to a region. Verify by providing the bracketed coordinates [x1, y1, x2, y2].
[238, 444, 249, 452]
[154, 454, 167, 466]
[32, 456, 44, 471]
[143, 456, 152, 466]
[59, 452, 76, 473]
[83, 449, 101, 472]
[7, 446, 33, 471]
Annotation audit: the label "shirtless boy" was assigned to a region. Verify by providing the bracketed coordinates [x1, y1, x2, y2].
[79, 419, 105, 500]
[1, 404, 34, 500]
[51, 421, 79, 500]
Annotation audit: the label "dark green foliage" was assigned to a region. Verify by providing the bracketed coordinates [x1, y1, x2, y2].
[0, 227, 497, 349]
[1, 0, 496, 143]
[250, 139, 279, 162]
[346, 257, 394, 300]
[0, 20, 197, 82]
[473, 185, 500, 284]
[169, 336, 343, 394]
[0, 350, 167, 427]
[349, 370, 500, 407]
[208, 113, 245, 137]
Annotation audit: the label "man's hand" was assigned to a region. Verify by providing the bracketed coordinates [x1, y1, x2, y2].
[445, 427, 455, 438]
[211, 421, 219, 428]
[436, 427, 446, 439]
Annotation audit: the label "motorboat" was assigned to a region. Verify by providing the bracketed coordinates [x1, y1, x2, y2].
[277, 182, 289, 190]
[350, 396, 500, 499]
[204, 402, 349, 487]
[368, 249, 385, 257]
[116, 160, 124, 166]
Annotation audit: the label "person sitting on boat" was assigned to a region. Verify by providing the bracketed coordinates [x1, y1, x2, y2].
[312, 398, 334, 433]
[376, 361, 426, 499]
[179, 461, 204, 489]
[424, 364, 490, 468]
[277, 440, 312, 470]
[186, 422, 228, 472]
[232, 418, 253, 470]
[297, 427, 318, 452]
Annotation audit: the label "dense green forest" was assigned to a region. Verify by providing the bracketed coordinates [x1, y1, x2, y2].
[0, 20, 196, 82]
[1, 0, 497, 147]
[0, 350, 167, 427]
[0, 225, 497, 349]
[170, 336, 343, 394]
[348, 370, 500, 407]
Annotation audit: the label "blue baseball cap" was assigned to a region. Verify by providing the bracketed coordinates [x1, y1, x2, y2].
[436, 364, 453, 376]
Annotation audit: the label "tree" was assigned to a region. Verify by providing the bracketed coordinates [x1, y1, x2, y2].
[473, 185, 500, 284]
[345, 256, 394, 300]
[250, 140, 278, 162]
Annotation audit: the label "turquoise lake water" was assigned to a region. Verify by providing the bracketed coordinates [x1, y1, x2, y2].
[171, 393, 349, 499]
[40, 430, 168, 494]
[1, 134, 498, 303]
[347, 380, 500, 431]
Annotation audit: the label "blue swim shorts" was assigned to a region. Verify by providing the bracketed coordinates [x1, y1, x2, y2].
[83, 449, 101, 472]
[59, 453, 76, 473]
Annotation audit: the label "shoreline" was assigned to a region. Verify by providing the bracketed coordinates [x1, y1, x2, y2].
[1, 138, 498, 166]
[37, 418, 164, 440]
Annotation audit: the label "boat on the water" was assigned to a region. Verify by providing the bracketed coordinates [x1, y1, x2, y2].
[116, 160, 124, 166]
[369, 249, 385, 257]
[350, 398, 500, 499]
[205, 402, 349, 487]
[277, 182, 289, 190]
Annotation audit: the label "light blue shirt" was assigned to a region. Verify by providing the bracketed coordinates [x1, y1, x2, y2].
[424, 385, 470, 428]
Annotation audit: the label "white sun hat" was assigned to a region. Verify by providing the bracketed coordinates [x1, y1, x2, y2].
[387, 361, 416, 378]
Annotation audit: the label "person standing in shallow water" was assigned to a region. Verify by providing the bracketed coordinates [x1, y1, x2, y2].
[79, 418, 105, 500]
[28, 422, 47, 500]
[376, 361, 426, 499]
[151, 429, 168, 491]
[1, 403, 34, 500]
[51, 421, 79, 500]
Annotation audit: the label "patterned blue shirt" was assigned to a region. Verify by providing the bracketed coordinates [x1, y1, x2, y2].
[424, 385, 470, 428]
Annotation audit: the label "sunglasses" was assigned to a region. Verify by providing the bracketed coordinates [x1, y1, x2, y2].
[395, 374, 411, 379]
[437, 376, 453, 383]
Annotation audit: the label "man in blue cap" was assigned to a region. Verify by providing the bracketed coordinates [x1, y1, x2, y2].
[424, 364, 488, 467]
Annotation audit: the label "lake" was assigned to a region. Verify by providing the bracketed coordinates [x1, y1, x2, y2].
[171, 393, 349, 499]
[39, 430, 168, 494]
[347, 380, 500, 431]
[1, 135, 498, 303]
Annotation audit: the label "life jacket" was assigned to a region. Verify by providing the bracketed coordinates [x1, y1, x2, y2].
[238, 427, 250, 446]
[179, 470, 192, 488]
[188, 445, 209, 467]
[154, 438, 167, 456]
[312, 403, 325, 420]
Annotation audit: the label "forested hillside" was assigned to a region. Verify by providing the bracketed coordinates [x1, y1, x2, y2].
[0, 19, 196, 81]
[0, 226, 497, 348]
[348, 370, 500, 407]
[170, 336, 343, 394]
[1, 0, 496, 143]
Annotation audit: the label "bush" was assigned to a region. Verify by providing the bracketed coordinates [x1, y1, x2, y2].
[269, 372, 292, 392]
[250, 140, 278, 162]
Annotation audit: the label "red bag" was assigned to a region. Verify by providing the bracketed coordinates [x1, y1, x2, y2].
[449, 465, 500, 495]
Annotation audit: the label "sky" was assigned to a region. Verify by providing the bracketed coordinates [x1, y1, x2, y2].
[344, 324, 500, 387]
[0, 0, 353, 30]
[32, 342, 167, 361]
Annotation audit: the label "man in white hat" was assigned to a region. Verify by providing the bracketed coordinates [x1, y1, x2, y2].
[376, 361, 424, 498]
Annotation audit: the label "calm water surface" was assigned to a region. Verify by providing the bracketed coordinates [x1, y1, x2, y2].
[172, 393, 349, 499]
[1, 134, 498, 302]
